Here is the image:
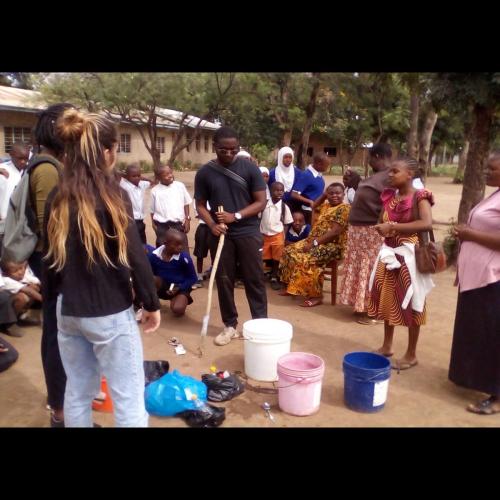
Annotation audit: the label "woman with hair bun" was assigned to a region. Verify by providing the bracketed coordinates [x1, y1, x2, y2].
[43, 109, 161, 427]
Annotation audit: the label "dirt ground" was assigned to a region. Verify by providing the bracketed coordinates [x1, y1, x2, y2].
[1, 173, 498, 428]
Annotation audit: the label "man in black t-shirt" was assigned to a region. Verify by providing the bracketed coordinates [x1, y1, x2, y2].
[194, 127, 268, 346]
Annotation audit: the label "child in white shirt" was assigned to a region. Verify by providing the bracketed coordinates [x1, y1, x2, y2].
[260, 181, 293, 289]
[150, 165, 192, 251]
[0, 259, 42, 325]
[119, 163, 151, 244]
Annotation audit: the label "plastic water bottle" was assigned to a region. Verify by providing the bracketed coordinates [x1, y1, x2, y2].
[191, 394, 211, 415]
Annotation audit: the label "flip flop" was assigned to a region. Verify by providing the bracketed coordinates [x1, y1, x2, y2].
[357, 318, 384, 325]
[391, 359, 418, 372]
[466, 397, 500, 415]
[299, 299, 322, 307]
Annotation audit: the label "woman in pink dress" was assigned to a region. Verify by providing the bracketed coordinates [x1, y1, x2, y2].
[449, 150, 500, 415]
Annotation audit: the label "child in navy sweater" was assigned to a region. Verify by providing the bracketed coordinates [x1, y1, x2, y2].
[285, 211, 311, 246]
[148, 230, 197, 316]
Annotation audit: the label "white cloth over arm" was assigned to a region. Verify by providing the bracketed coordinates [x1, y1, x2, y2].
[369, 242, 434, 313]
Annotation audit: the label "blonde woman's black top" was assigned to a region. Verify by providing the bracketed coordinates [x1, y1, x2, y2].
[42, 188, 160, 317]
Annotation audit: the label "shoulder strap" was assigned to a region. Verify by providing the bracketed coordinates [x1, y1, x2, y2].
[412, 191, 435, 243]
[208, 161, 249, 191]
[26, 154, 60, 176]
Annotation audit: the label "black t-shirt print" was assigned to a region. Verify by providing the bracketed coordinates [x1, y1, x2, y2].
[194, 158, 266, 238]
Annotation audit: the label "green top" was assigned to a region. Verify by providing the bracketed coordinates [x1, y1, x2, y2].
[29, 161, 60, 251]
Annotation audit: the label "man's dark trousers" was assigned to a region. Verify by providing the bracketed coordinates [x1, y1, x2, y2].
[209, 232, 267, 328]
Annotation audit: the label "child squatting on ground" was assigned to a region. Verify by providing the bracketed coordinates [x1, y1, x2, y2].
[147, 229, 198, 316]
[0, 259, 42, 326]
[260, 181, 293, 290]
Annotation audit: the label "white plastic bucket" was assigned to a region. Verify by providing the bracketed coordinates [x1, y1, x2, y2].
[243, 318, 293, 382]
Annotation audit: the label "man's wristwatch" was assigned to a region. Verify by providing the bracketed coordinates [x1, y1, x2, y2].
[313, 239, 319, 247]
[234, 212, 242, 221]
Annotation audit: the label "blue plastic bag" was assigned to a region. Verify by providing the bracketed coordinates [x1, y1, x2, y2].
[145, 369, 208, 417]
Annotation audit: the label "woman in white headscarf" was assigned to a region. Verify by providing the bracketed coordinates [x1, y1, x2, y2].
[269, 147, 302, 209]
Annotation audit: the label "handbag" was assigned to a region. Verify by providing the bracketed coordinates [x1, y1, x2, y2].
[411, 192, 447, 274]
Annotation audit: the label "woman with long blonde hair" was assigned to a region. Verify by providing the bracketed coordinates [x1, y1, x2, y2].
[43, 109, 160, 427]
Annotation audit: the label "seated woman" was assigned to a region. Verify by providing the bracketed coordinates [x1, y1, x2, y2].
[148, 230, 198, 317]
[278, 183, 350, 307]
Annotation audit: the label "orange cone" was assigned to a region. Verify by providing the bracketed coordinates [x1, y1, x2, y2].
[92, 377, 114, 413]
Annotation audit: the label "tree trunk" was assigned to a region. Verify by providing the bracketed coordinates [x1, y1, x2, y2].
[434, 146, 441, 167]
[296, 75, 321, 169]
[428, 142, 437, 174]
[457, 104, 493, 224]
[454, 126, 471, 183]
[281, 129, 292, 147]
[407, 90, 420, 158]
[418, 109, 438, 183]
[338, 142, 343, 169]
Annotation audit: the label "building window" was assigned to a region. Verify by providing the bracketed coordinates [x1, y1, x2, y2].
[117, 134, 131, 153]
[195, 133, 201, 152]
[4, 127, 32, 153]
[204, 135, 209, 153]
[156, 136, 165, 153]
[212, 142, 215, 153]
[323, 147, 337, 156]
[307, 147, 314, 157]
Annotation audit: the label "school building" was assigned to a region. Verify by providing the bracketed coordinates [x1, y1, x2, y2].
[0, 85, 220, 167]
[304, 131, 368, 167]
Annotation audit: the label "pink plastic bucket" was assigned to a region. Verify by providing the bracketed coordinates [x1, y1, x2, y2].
[277, 352, 325, 416]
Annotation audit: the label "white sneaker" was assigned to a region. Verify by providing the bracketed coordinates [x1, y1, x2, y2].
[214, 326, 239, 346]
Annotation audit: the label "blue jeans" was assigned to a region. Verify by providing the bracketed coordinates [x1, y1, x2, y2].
[56, 296, 148, 427]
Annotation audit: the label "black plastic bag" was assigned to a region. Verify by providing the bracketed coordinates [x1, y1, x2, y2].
[177, 404, 226, 428]
[144, 360, 170, 386]
[201, 373, 245, 402]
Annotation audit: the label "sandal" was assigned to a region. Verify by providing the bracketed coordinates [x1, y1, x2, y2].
[466, 396, 500, 415]
[299, 299, 323, 307]
[391, 359, 418, 373]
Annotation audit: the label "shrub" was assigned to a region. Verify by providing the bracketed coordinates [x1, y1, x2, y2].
[139, 160, 153, 173]
[442, 218, 459, 265]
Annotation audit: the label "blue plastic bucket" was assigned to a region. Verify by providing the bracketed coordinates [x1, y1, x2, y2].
[343, 352, 391, 413]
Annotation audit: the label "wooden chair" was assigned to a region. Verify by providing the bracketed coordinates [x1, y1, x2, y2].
[323, 260, 339, 305]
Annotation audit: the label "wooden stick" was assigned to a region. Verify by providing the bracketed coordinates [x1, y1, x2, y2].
[198, 206, 225, 357]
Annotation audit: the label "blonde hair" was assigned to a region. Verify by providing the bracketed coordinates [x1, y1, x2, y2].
[46, 109, 131, 271]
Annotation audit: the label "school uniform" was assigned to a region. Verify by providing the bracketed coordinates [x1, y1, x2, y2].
[285, 223, 311, 244]
[260, 199, 293, 261]
[120, 178, 150, 244]
[150, 181, 192, 250]
[148, 246, 197, 303]
[193, 200, 211, 260]
[292, 164, 325, 224]
[0, 264, 40, 295]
